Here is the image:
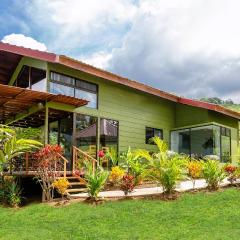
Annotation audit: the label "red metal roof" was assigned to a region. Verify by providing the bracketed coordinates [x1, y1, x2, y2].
[1, 42, 240, 120]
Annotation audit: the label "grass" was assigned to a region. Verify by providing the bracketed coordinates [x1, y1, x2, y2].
[0, 188, 240, 240]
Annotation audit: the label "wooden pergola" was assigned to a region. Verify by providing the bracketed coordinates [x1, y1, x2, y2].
[0, 84, 88, 128]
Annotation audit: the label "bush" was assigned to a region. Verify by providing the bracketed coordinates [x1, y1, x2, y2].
[149, 156, 186, 194]
[202, 160, 226, 190]
[224, 165, 239, 185]
[120, 174, 135, 196]
[0, 176, 23, 207]
[52, 178, 70, 199]
[109, 166, 125, 186]
[187, 160, 203, 189]
[121, 147, 147, 185]
[85, 163, 108, 200]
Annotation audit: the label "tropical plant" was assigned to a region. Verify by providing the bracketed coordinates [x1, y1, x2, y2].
[120, 174, 135, 196]
[106, 147, 119, 167]
[0, 125, 42, 174]
[187, 160, 203, 189]
[5, 179, 23, 207]
[224, 164, 239, 185]
[52, 178, 70, 199]
[109, 166, 125, 186]
[202, 160, 226, 190]
[121, 147, 147, 185]
[136, 137, 187, 194]
[84, 162, 108, 200]
[34, 145, 64, 202]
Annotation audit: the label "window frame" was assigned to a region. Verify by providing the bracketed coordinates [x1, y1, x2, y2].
[145, 127, 163, 145]
[49, 71, 98, 108]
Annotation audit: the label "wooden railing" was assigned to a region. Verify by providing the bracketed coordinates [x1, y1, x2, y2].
[57, 153, 69, 179]
[72, 146, 98, 174]
[6, 152, 69, 178]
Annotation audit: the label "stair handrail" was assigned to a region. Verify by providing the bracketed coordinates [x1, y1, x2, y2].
[72, 146, 97, 174]
[57, 153, 69, 179]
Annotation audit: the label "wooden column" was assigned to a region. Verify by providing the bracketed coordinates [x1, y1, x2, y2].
[44, 104, 49, 145]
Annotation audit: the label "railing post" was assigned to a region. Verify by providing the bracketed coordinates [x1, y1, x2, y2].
[26, 152, 29, 175]
[64, 160, 67, 179]
[72, 146, 76, 174]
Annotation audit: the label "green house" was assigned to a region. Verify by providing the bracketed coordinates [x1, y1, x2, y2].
[0, 42, 239, 176]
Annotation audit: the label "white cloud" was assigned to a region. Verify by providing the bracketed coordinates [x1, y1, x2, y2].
[1, 33, 47, 51]
[107, 0, 240, 102]
[26, 0, 137, 52]
[9, 0, 240, 102]
[80, 51, 112, 69]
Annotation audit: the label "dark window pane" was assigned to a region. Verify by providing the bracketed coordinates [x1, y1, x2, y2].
[75, 89, 97, 108]
[100, 118, 119, 167]
[75, 114, 98, 157]
[50, 82, 74, 97]
[50, 72, 75, 85]
[154, 129, 163, 139]
[76, 79, 97, 92]
[145, 127, 154, 144]
[146, 127, 163, 144]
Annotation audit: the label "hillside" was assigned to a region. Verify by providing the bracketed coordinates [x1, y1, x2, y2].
[200, 97, 240, 113]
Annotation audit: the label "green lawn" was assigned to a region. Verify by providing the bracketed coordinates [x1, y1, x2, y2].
[0, 189, 239, 240]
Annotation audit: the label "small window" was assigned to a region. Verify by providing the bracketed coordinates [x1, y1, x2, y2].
[145, 127, 163, 144]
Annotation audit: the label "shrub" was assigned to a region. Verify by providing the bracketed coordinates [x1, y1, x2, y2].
[52, 178, 70, 199]
[109, 166, 125, 186]
[34, 145, 64, 202]
[121, 147, 147, 185]
[85, 162, 108, 200]
[0, 177, 23, 207]
[149, 156, 186, 194]
[5, 180, 22, 207]
[187, 160, 203, 189]
[202, 160, 226, 190]
[120, 174, 135, 196]
[106, 147, 119, 167]
[136, 137, 186, 194]
[224, 164, 238, 185]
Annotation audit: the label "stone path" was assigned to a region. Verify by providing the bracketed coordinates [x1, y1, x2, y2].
[71, 178, 237, 199]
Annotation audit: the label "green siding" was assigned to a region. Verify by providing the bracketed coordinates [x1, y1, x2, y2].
[6, 57, 239, 160]
[48, 63, 175, 152]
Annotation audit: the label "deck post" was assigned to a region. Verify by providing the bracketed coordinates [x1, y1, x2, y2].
[25, 152, 29, 175]
[44, 104, 49, 145]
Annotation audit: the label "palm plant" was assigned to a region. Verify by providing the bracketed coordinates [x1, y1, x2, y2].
[136, 137, 187, 194]
[84, 162, 109, 200]
[202, 159, 226, 190]
[0, 125, 42, 173]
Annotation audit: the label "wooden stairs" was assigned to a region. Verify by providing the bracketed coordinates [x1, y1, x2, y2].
[65, 175, 87, 197]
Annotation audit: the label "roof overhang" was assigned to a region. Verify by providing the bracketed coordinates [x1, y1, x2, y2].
[0, 84, 88, 124]
[1, 42, 240, 120]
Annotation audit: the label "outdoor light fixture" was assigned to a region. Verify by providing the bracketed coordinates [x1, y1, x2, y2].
[37, 102, 44, 109]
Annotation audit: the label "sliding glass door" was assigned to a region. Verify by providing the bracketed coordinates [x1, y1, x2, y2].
[171, 124, 231, 162]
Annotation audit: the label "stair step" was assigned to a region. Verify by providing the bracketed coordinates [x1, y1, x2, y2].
[66, 176, 82, 180]
[69, 182, 86, 186]
[66, 188, 87, 193]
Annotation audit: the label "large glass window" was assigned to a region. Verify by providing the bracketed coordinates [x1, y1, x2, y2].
[171, 124, 231, 162]
[15, 65, 46, 91]
[49, 82, 74, 97]
[100, 118, 118, 151]
[50, 72, 98, 108]
[75, 114, 98, 157]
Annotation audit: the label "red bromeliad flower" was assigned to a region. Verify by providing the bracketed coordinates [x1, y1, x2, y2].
[224, 165, 237, 174]
[98, 150, 105, 158]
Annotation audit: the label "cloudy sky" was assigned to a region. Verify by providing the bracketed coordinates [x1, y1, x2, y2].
[1, 0, 240, 102]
